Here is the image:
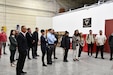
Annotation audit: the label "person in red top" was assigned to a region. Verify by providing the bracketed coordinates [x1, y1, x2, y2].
[1, 29, 7, 55]
[0, 32, 3, 58]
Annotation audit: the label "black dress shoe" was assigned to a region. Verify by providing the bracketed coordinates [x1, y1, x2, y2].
[21, 71, 27, 74]
[4, 53, 7, 55]
[36, 55, 40, 57]
[43, 64, 47, 67]
[63, 60, 68, 62]
[28, 58, 31, 60]
[95, 57, 97, 58]
[47, 62, 52, 65]
[33, 57, 37, 59]
[110, 58, 112, 61]
[54, 57, 58, 59]
[101, 57, 104, 59]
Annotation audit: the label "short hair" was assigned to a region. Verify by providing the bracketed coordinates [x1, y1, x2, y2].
[65, 31, 69, 35]
[35, 27, 38, 30]
[27, 28, 30, 31]
[89, 29, 92, 31]
[21, 25, 25, 29]
[48, 28, 52, 31]
[41, 29, 45, 33]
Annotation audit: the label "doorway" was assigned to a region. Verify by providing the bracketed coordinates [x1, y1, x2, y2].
[105, 19, 113, 52]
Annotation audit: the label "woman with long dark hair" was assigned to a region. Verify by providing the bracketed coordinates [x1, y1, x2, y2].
[72, 30, 80, 61]
[9, 30, 17, 67]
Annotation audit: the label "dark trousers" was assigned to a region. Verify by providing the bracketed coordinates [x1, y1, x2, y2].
[10, 50, 16, 63]
[88, 43, 94, 56]
[16, 51, 27, 75]
[27, 47, 35, 58]
[110, 47, 113, 59]
[34, 43, 38, 56]
[53, 45, 56, 58]
[64, 48, 69, 61]
[95, 45, 104, 58]
[78, 45, 83, 57]
[47, 45, 54, 63]
[41, 50, 46, 65]
[2, 42, 6, 54]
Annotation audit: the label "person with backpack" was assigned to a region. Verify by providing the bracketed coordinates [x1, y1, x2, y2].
[86, 30, 95, 57]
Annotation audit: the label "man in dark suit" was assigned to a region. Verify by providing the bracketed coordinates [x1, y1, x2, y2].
[33, 27, 39, 57]
[16, 26, 28, 75]
[109, 33, 113, 61]
[61, 31, 70, 62]
[40, 29, 47, 66]
[26, 28, 35, 59]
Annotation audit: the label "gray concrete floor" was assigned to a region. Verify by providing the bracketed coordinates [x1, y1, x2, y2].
[0, 46, 113, 75]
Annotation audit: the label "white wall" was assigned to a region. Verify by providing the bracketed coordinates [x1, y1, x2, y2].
[36, 16, 52, 38]
[0, 0, 60, 36]
[53, 2, 113, 36]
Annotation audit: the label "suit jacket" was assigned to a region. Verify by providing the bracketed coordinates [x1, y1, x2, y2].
[61, 36, 70, 49]
[40, 35, 47, 51]
[9, 36, 17, 50]
[109, 34, 113, 47]
[17, 32, 28, 53]
[26, 32, 34, 48]
[33, 31, 39, 44]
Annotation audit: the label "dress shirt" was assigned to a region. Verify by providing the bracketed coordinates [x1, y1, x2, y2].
[47, 32, 56, 44]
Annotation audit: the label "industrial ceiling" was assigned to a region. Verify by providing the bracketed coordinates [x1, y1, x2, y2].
[56, 0, 110, 11]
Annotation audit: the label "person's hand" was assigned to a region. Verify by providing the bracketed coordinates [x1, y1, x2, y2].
[32, 40, 35, 43]
[64, 48, 66, 50]
[54, 44, 56, 46]
[96, 43, 100, 46]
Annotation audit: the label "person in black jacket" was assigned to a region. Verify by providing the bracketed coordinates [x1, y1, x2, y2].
[33, 27, 39, 57]
[9, 30, 17, 67]
[16, 26, 28, 75]
[109, 33, 113, 61]
[26, 28, 35, 59]
[40, 29, 47, 66]
[61, 31, 70, 62]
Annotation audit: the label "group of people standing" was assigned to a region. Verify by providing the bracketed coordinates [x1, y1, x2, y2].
[0, 25, 113, 75]
[72, 30, 106, 61]
[7, 26, 58, 75]
[61, 29, 113, 62]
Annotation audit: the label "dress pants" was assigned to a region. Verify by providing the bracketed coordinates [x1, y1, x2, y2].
[78, 45, 83, 57]
[88, 43, 94, 56]
[10, 50, 16, 63]
[34, 43, 38, 56]
[41, 50, 46, 65]
[47, 45, 54, 63]
[16, 51, 27, 75]
[28, 47, 35, 58]
[95, 45, 104, 58]
[64, 48, 69, 61]
[2, 42, 6, 54]
[110, 47, 113, 59]
[0, 42, 2, 57]
[53, 45, 56, 58]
